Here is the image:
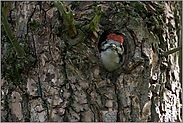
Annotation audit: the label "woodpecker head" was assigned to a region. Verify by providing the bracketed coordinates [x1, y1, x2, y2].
[98, 32, 125, 72]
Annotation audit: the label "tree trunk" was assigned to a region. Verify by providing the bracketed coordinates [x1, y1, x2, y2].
[1, 1, 182, 122]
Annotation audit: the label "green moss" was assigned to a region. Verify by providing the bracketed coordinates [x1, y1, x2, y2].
[2, 53, 21, 85]
[62, 79, 67, 85]
[26, 34, 30, 39]
[2, 95, 9, 121]
[79, 114, 83, 122]
[131, 1, 148, 19]
[21, 93, 31, 121]
[71, 1, 80, 9]
[174, 52, 177, 62]
[55, 26, 59, 34]
[4, 95, 9, 109]
[174, 9, 179, 30]
[41, 93, 49, 118]
[112, 2, 115, 8]
[63, 115, 69, 122]
[1, 25, 36, 89]
[15, 65, 21, 85]
[1, 43, 35, 86]
[28, 19, 40, 31]
[42, 102, 49, 117]
[93, 1, 100, 6]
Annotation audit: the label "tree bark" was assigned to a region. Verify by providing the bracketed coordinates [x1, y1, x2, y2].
[1, 1, 182, 122]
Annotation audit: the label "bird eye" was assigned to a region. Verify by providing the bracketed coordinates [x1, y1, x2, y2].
[111, 43, 116, 47]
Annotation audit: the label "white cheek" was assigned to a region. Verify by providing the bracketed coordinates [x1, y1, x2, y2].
[103, 43, 110, 49]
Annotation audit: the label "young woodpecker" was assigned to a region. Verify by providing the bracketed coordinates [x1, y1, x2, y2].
[98, 33, 124, 72]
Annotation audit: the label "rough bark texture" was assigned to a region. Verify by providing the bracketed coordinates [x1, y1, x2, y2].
[1, 1, 182, 122]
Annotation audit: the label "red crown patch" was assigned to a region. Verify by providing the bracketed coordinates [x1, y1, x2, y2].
[107, 33, 124, 44]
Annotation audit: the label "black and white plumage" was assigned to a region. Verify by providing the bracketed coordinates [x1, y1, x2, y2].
[98, 32, 124, 72]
